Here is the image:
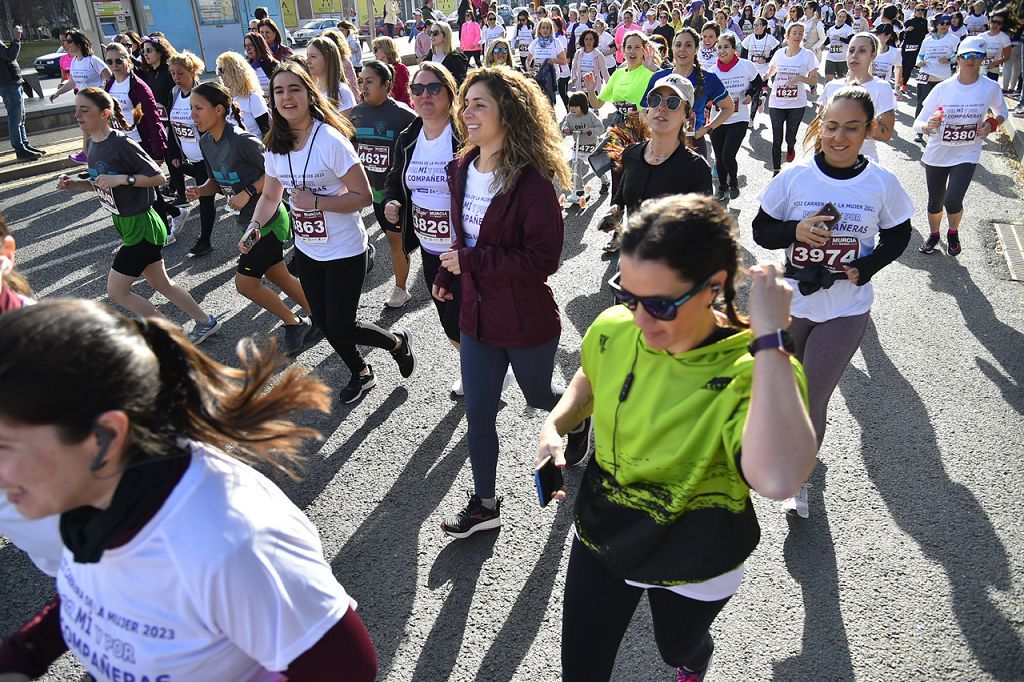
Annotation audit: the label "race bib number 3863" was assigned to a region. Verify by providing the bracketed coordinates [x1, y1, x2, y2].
[291, 208, 329, 242]
[790, 236, 859, 272]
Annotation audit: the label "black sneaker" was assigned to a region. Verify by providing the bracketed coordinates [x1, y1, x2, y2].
[189, 240, 213, 257]
[282, 316, 312, 356]
[340, 365, 376, 404]
[946, 230, 961, 256]
[729, 184, 740, 200]
[440, 493, 502, 539]
[564, 416, 592, 467]
[919, 233, 940, 254]
[390, 329, 416, 378]
[713, 185, 729, 202]
[365, 243, 376, 274]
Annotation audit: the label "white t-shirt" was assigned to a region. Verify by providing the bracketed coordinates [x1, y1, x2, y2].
[264, 122, 367, 260]
[70, 55, 107, 90]
[981, 31, 1011, 73]
[516, 25, 535, 56]
[482, 24, 506, 45]
[529, 36, 562, 63]
[951, 24, 969, 39]
[768, 47, 819, 108]
[758, 155, 915, 322]
[741, 32, 780, 76]
[56, 442, 354, 681]
[871, 46, 900, 82]
[825, 23, 855, 61]
[0, 503, 63, 576]
[169, 90, 204, 163]
[556, 34, 570, 78]
[108, 77, 142, 143]
[820, 77, 895, 162]
[917, 32, 960, 80]
[964, 12, 988, 36]
[347, 34, 363, 67]
[698, 44, 719, 71]
[712, 58, 763, 124]
[406, 123, 455, 255]
[321, 81, 357, 113]
[916, 75, 1009, 167]
[462, 160, 496, 247]
[598, 30, 616, 56]
[577, 48, 598, 80]
[235, 91, 268, 136]
[626, 564, 745, 601]
[253, 63, 271, 98]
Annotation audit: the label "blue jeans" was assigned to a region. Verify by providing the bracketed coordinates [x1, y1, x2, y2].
[461, 333, 563, 498]
[0, 83, 28, 151]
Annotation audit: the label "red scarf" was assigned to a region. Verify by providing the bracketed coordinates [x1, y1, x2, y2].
[717, 54, 739, 72]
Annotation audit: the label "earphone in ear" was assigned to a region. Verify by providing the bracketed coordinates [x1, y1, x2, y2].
[90, 426, 115, 473]
[711, 284, 722, 293]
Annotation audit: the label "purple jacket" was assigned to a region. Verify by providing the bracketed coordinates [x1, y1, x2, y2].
[104, 73, 168, 162]
[434, 149, 564, 348]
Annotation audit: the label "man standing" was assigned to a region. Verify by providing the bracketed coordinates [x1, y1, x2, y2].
[422, 0, 436, 22]
[0, 25, 44, 161]
[384, 0, 401, 37]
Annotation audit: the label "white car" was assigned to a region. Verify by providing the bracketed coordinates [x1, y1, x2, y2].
[291, 18, 343, 46]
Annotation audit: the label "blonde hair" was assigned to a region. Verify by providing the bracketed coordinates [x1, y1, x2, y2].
[432, 21, 454, 55]
[105, 41, 132, 67]
[485, 38, 514, 65]
[455, 67, 571, 192]
[321, 28, 352, 61]
[216, 51, 261, 97]
[168, 50, 205, 74]
[536, 17, 556, 35]
[372, 36, 400, 63]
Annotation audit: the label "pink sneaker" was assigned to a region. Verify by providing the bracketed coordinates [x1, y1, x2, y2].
[68, 151, 87, 164]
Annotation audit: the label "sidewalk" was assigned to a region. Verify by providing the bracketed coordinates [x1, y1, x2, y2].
[0, 126, 83, 184]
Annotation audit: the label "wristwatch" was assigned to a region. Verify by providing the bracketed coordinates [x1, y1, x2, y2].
[126, 175, 136, 187]
[245, 184, 258, 197]
[748, 330, 795, 357]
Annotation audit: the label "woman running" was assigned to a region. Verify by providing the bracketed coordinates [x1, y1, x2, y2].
[871, 23, 903, 93]
[514, 10, 536, 70]
[460, 9, 485, 66]
[56, 88, 220, 345]
[711, 34, 764, 200]
[257, 17, 293, 60]
[186, 82, 318, 356]
[50, 29, 111, 164]
[742, 17, 781, 120]
[900, 3, 929, 92]
[244, 31, 279, 99]
[338, 21, 364, 76]
[913, 36, 1008, 256]
[766, 23, 819, 173]
[167, 51, 217, 256]
[372, 36, 412, 106]
[980, 10, 1012, 82]
[485, 38, 516, 67]
[103, 42, 168, 186]
[482, 11, 507, 48]
[699, 22, 721, 69]
[307, 36, 357, 114]
[572, 28, 612, 89]
[350, 60, 417, 309]
[528, 17, 570, 105]
[825, 9, 856, 84]
[753, 85, 914, 517]
[426, 21, 471, 85]
[216, 51, 270, 136]
[802, 1, 828, 60]
[0, 299, 376, 681]
[322, 29, 361, 96]
[820, 32, 896, 163]
[434, 67, 583, 539]
[537, 194, 817, 682]
[249, 62, 415, 404]
[913, 12, 960, 138]
[383, 63, 476, 394]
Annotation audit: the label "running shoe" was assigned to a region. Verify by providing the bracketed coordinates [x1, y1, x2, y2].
[451, 377, 464, 396]
[918, 232, 940, 254]
[440, 493, 502, 539]
[15, 148, 41, 161]
[785, 149, 795, 163]
[164, 231, 176, 246]
[68, 151, 87, 164]
[170, 206, 190, 238]
[340, 365, 376, 404]
[1015, 108, 1024, 118]
[24, 145, 46, 156]
[600, 181, 610, 194]
[386, 285, 412, 308]
[946, 230, 961, 256]
[186, 315, 221, 346]
[564, 416, 592, 467]
[782, 483, 809, 518]
[603, 234, 621, 253]
[729, 184, 740, 200]
[676, 651, 713, 682]
[714, 186, 729, 203]
[282, 316, 313, 356]
[502, 366, 515, 392]
[366, 243, 376, 274]
[390, 329, 416, 378]
[914, 133, 925, 145]
[189, 239, 213, 257]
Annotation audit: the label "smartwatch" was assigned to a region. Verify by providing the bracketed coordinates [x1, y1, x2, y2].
[126, 175, 136, 187]
[748, 330, 795, 357]
[245, 184, 258, 197]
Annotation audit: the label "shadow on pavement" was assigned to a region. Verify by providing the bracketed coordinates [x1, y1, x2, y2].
[845, 320, 1024, 679]
[772, 461, 855, 682]
[0, 544, 56, 637]
[331, 403, 467, 678]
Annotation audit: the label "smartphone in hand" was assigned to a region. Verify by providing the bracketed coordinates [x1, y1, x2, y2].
[816, 201, 842, 229]
[534, 457, 564, 508]
[239, 224, 261, 254]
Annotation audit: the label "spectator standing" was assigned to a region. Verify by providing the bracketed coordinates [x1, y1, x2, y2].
[0, 25, 44, 161]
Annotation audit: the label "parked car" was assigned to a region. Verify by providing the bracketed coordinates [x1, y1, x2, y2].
[292, 18, 343, 46]
[497, 4, 514, 25]
[359, 14, 407, 38]
[33, 46, 66, 78]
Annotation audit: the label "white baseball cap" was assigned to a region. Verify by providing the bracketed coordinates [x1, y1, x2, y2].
[648, 74, 695, 107]
[956, 35, 987, 56]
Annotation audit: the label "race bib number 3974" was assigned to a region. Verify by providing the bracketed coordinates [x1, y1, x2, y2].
[790, 236, 860, 272]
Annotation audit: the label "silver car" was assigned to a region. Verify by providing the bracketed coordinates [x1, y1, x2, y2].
[291, 18, 343, 46]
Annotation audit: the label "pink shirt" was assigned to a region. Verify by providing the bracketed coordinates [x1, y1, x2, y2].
[460, 20, 483, 51]
[614, 22, 641, 63]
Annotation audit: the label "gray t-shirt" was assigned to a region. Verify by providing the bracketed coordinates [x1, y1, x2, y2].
[349, 98, 417, 201]
[200, 124, 268, 225]
[87, 129, 162, 216]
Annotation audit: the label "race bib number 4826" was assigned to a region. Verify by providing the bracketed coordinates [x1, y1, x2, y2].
[790, 236, 860, 272]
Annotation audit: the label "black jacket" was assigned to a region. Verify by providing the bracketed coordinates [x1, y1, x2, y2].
[382, 116, 462, 255]
[442, 51, 470, 85]
[0, 39, 23, 86]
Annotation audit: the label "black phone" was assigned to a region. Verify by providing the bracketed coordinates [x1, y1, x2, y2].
[534, 456, 564, 508]
[816, 202, 843, 229]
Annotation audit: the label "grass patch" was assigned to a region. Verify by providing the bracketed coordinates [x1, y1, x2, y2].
[16, 41, 63, 68]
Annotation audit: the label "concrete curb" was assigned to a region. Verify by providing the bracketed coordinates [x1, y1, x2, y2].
[1003, 96, 1024, 161]
[0, 104, 78, 141]
[0, 138, 82, 184]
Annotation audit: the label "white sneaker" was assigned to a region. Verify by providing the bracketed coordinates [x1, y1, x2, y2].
[386, 285, 412, 308]
[164, 232, 176, 246]
[450, 377, 464, 396]
[782, 483, 810, 518]
[170, 206, 190, 237]
[501, 367, 515, 392]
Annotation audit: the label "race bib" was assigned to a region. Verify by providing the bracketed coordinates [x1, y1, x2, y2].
[753, 54, 767, 64]
[171, 120, 197, 142]
[155, 104, 168, 119]
[732, 97, 740, 110]
[616, 102, 638, 116]
[412, 204, 452, 248]
[940, 122, 977, 146]
[94, 183, 120, 215]
[829, 43, 844, 54]
[982, 57, 992, 68]
[578, 143, 597, 155]
[776, 83, 799, 99]
[358, 143, 392, 174]
[903, 43, 919, 52]
[291, 208, 329, 242]
[790, 236, 860, 272]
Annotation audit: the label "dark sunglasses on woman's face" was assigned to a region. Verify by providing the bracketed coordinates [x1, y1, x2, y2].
[494, 46, 509, 52]
[648, 93, 684, 110]
[411, 82, 445, 95]
[429, 30, 442, 36]
[609, 272, 711, 321]
[106, 57, 126, 65]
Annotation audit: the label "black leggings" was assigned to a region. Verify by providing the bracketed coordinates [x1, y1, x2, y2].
[180, 160, 216, 243]
[561, 537, 730, 681]
[915, 80, 937, 119]
[900, 48, 919, 88]
[294, 248, 399, 375]
[709, 121, 746, 187]
[466, 49, 482, 67]
[558, 76, 570, 109]
[924, 162, 977, 216]
[420, 249, 461, 343]
[768, 106, 803, 170]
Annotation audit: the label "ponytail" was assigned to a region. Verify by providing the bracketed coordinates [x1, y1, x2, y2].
[78, 87, 131, 131]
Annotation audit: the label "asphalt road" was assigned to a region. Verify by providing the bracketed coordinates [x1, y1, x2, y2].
[1, 86, 1022, 681]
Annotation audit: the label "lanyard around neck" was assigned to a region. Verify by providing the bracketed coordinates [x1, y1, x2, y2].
[287, 122, 323, 191]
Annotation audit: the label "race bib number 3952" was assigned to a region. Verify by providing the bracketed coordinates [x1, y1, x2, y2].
[291, 208, 329, 242]
[790, 236, 860, 272]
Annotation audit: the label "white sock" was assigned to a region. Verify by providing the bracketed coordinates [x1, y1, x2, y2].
[479, 497, 497, 510]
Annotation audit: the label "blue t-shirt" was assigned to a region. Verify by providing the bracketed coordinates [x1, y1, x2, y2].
[641, 67, 729, 129]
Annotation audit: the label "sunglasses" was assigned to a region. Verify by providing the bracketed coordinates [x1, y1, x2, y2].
[648, 93, 684, 110]
[106, 57, 126, 65]
[410, 81, 445, 95]
[429, 30, 442, 36]
[609, 272, 711, 321]
[493, 46, 509, 52]
[959, 50, 985, 58]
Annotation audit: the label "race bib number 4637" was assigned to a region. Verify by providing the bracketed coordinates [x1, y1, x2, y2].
[790, 236, 859, 272]
[358, 143, 391, 174]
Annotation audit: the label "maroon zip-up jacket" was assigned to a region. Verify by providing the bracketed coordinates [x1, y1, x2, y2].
[434, 149, 564, 348]
[104, 72, 168, 162]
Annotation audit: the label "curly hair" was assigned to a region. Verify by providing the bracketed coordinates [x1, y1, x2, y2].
[140, 33, 176, 70]
[168, 50, 205, 74]
[455, 67, 571, 191]
[216, 51, 261, 98]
